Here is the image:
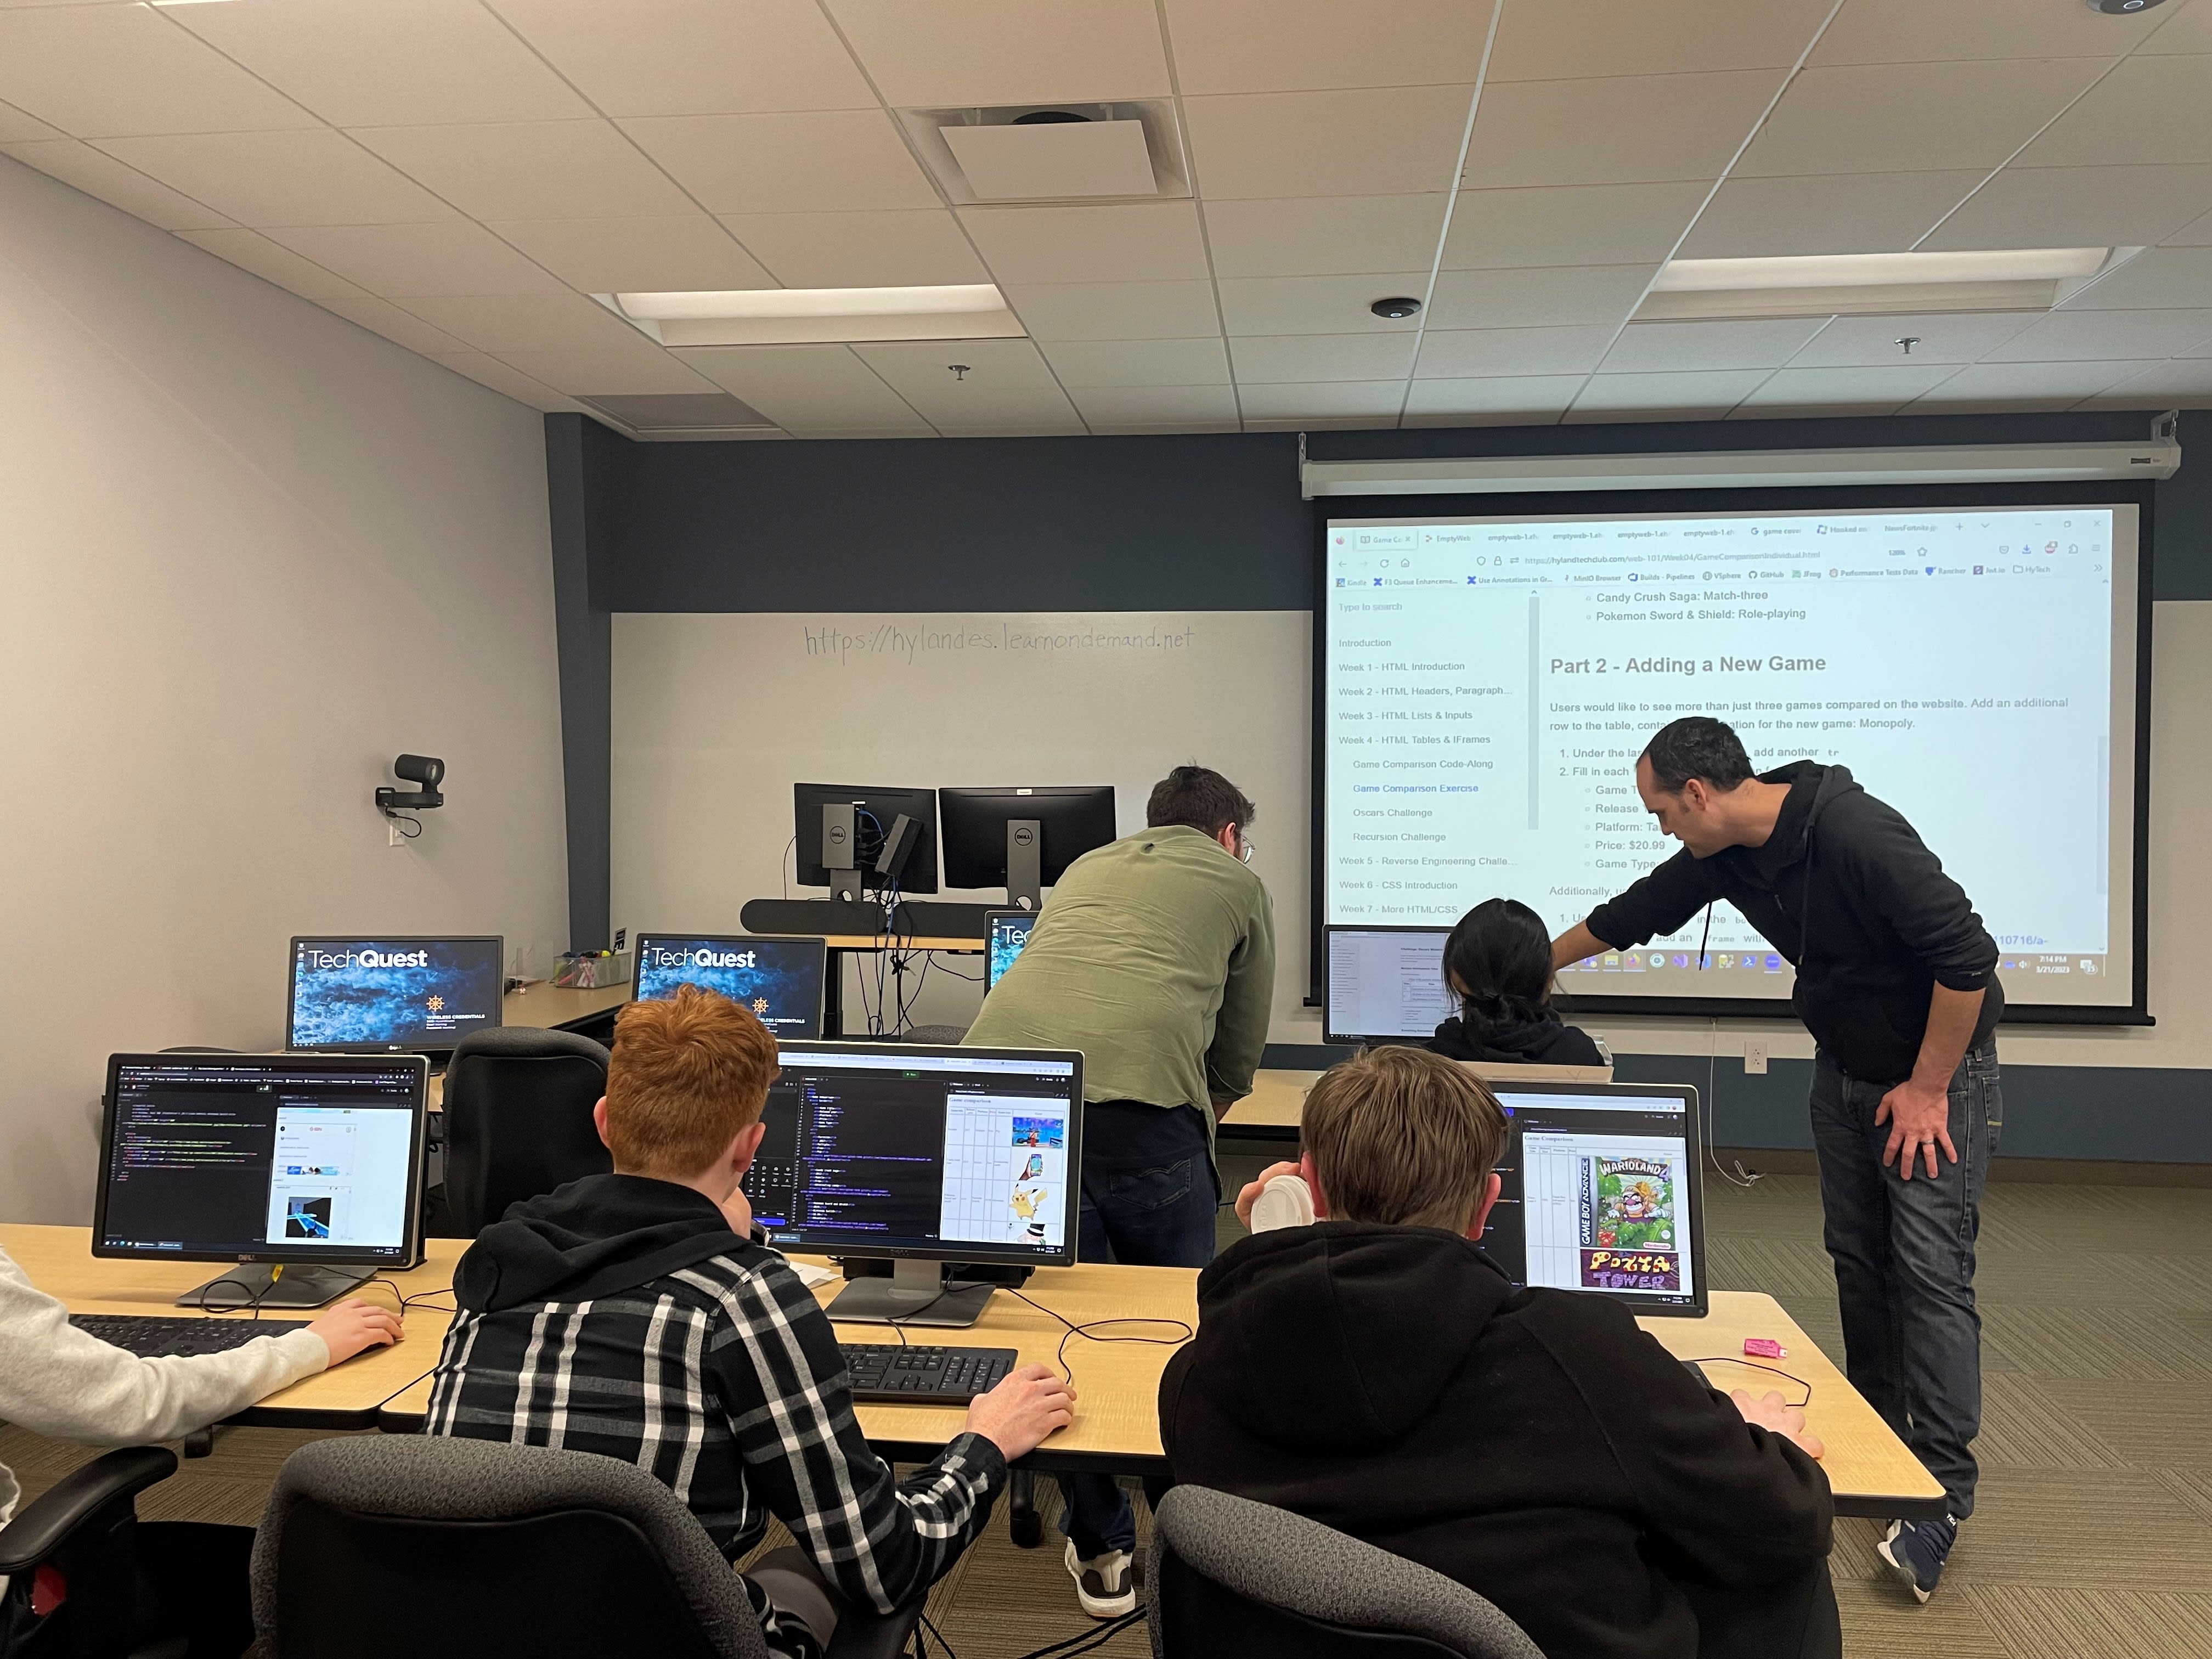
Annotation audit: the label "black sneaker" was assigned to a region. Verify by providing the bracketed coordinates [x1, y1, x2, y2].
[1878, 1514, 1959, 1603]
[1064, 1539, 1136, 1618]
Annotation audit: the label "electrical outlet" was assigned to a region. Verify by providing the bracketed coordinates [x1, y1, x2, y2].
[1743, 1039, 1769, 1075]
[388, 820, 404, 848]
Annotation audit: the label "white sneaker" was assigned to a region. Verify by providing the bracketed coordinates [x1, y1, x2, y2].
[1064, 1538, 1136, 1618]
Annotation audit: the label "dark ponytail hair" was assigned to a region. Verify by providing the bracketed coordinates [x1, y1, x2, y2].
[1442, 898, 1559, 1037]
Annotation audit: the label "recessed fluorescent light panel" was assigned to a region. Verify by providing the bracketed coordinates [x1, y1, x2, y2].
[1635, 247, 2129, 322]
[602, 284, 1024, 346]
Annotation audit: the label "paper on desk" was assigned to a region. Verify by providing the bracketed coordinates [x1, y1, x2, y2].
[784, 1261, 840, 1288]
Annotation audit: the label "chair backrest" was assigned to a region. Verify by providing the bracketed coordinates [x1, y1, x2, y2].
[1147, 1487, 1543, 1659]
[901, 1024, 970, 1045]
[251, 1436, 766, 1659]
[441, 1026, 612, 1235]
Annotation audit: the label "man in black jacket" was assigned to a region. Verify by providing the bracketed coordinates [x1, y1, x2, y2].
[1161, 1046, 1838, 1659]
[1551, 716, 2003, 1602]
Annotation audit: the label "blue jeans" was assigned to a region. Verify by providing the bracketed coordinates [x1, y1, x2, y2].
[1807, 1042, 2001, 1519]
[1059, 1103, 1217, 1559]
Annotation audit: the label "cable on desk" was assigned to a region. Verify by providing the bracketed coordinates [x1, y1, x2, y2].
[1682, 1356, 1812, 1408]
[999, 1286, 1192, 1391]
[195, 1272, 280, 1321]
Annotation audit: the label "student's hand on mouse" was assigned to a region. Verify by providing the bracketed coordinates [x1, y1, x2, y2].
[307, 1300, 403, 1366]
[1234, 1161, 1305, 1227]
[1731, 1388, 1825, 1460]
[963, 1363, 1076, 1460]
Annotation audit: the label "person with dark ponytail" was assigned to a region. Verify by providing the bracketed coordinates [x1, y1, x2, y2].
[1429, 898, 1606, 1067]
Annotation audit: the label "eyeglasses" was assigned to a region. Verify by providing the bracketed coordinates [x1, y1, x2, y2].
[1239, 835, 1257, 864]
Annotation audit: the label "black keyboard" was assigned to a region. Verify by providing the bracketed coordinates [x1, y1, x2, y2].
[840, 1344, 1017, 1403]
[72, 1314, 311, 1358]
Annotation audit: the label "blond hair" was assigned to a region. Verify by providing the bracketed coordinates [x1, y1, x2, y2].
[603, 985, 778, 1177]
[1301, 1046, 1509, 1232]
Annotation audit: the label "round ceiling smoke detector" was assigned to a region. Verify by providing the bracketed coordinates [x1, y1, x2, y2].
[2085, 0, 2166, 13]
[1372, 296, 1422, 319]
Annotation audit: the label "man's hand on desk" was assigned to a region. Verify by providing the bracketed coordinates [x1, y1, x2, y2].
[308, 1300, 404, 1367]
[964, 1363, 1077, 1461]
[1731, 1388, 1825, 1461]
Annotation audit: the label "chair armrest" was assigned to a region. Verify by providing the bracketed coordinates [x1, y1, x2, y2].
[0, 1447, 178, 1575]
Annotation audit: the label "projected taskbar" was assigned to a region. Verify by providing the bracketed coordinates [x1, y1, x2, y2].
[1551, 946, 2109, 994]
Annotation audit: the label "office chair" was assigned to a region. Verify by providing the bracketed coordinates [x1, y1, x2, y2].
[432, 1026, 611, 1237]
[900, 1025, 970, 1045]
[1146, 1486, 1543, 1659]
[0, 1447, 180, 1659]
[250, 1436, 922, 1659]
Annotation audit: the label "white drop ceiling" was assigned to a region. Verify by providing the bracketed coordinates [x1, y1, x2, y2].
[2, 0, 2208, 438]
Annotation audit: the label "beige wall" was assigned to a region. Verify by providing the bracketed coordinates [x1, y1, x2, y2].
[0, 158, 570, 1223]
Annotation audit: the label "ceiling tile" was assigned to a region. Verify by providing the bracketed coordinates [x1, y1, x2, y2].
[487, 0, 874, 116]
[1920, 164, 2212, 250]
[1, 139, 232, 230]
[1462, 72, 1781, 189]
[1784, 312, 2035, 366]
[1810, 0, 2147, 64]
[1735, 363, 1960, 409]
[1005, 279, 1219, 340]
[1230, 332, 1418, 382]
[1216, 271, 1432, 335]
[0, 5, 313, 137]
[853, 338, 1083, 428]
[0, 99, 61, 144]
[717, 210, 987, 287]
[2064, 247, 2212, 310]
[2142, 0, 2212, 52]
[317, 294, 471, 353]
[1039, 337, 1229, 386]
[163, 0, 591, 127]
[1202, 194, 1446, 278]
[2163, 208, 2212, 246]
[1984, 307, 2212, 360]
[97, 130, 456, 228]
[1678, 171, 1985, 258]
[424, 351, 582, 411]
[619, 111, 938, 214]
[1182, 85, 1475, 199]
[1068, 385, 1240, 425]
[395, 294, 656, 353]
[1426, 264, 1656, 329]
[676, 343, 932, 432]
[177, 227, 371, 299]
[1413, 324, 1616, 377]
[2018, 55, 2212, 168]
[1402, 375, 1585, 422]
[1601, 319, 1826, 373]
[826, 0, 1169, 105]
[1165, 0, 1492, 94]
[960, 201, 1209, 283]
[493, 344, 717, 394]
[1443, 182, 1709, 269]
[1489, 0, 1832, 80]
[489, 216, 775, 291]
[2082, 360, 2212, 404]
[1567, 369, 1768, 418]
[1734, 60, 2112, 177]
[264, 221, 569, 295]
[1909, 359, 2159, 405]
[1238, 380, 1406, 419]
[352, 121, 697, 221]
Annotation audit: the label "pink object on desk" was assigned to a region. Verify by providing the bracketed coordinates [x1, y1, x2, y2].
[1744, 1337, 1787, 1359]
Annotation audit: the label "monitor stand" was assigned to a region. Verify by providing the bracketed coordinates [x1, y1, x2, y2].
[176, 1262, 375, 1311]
[823, 1259, 995, 1328]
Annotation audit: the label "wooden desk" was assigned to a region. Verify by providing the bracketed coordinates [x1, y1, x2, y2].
[499, 980, 632, 1030]
[1224, 1068, 1319, 1138]
[3, 1223, 459, 1431]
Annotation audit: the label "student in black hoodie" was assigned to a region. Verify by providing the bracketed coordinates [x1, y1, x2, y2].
[1162, 1046, 1838, 1659]
[1552, 716, 2002, 1603]
[424, 986, 1076, 1659]
[1429, 897, 1606, 1067]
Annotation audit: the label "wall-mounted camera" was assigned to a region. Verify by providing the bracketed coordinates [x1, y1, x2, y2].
[375, 754, 445, 815]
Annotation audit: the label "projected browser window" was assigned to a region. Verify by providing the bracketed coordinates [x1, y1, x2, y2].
[1323, 506, 2137, 1009]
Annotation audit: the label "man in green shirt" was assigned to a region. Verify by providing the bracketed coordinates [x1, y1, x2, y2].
[964, 763, 1275, 1616]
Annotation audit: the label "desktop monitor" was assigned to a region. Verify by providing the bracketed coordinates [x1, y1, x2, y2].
[939, 786, 1117, 910]
[748, 1041, 1084, 1326]
[793, 784, 940, 898]
[95, 1051, 430, 1309]
[632, 933, 828, 1039]
[984, 910, 1037, 992]
[287, 936, 504, 1054]
[1323, 926, 1455, 1046]
[1482, 1080, 1707, 1317]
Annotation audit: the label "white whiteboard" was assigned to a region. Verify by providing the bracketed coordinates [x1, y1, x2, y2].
[611, 611, 1313, 1039]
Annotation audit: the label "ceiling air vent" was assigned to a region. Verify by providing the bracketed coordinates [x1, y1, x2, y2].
[573, 393, 777, 437]
[896, 100, 1190, 205]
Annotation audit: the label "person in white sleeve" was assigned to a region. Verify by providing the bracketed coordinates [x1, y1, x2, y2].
[0, 1245, 402, 1656]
